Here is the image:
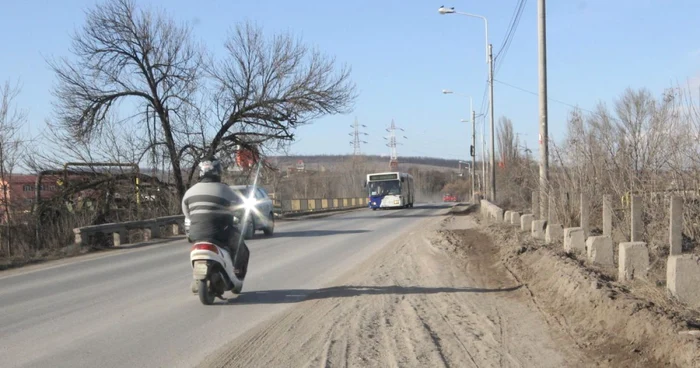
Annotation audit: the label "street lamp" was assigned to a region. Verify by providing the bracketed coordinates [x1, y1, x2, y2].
[442, 89, 480, 199]
[438, 5, 496, 202]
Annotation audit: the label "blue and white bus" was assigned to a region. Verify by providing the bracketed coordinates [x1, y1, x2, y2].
[365, 171, 415, 210]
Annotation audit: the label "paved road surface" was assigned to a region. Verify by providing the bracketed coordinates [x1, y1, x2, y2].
[0, 204, 448, 368]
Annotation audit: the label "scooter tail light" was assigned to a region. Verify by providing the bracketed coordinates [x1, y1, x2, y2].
[191, 243, 219, 254]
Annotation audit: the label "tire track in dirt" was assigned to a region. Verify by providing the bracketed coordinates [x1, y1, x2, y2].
[197, 213, 588, 368]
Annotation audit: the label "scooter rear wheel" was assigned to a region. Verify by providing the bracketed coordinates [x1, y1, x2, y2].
[198, 280, 215, 305]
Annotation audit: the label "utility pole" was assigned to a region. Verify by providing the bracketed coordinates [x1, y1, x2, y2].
[488, 43, 496, 202]
[482, 115, 486, 193]
[538, 0, 549, 219]
[471, 109, 476, 199]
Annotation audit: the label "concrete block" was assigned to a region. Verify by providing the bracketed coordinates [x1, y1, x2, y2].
[618, 241, 649, 281]
[504, 211, 512, 223]
[667, 254, 700, 307]
[494, 208, 504, 222]
[532, 220, 547, 239]
[144, 225, 161, 241]
[545, 223, 564, 244]
[564, 227, 586, 254]
[171, 223, 181, 235]
[521, 214, 534, 232]
[113, 230, 129, 247]
[510, 211, 521, 226]
[587, 236, 613, 266]
[670, 196, 682, 256]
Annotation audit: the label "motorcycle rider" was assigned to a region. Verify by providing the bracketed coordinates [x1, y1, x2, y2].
[182, 156, 250, 290]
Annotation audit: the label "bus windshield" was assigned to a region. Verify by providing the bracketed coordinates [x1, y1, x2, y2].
[369, 180, 400, 196]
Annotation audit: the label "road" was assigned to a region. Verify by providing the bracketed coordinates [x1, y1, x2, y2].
[0, 203, 449, 368]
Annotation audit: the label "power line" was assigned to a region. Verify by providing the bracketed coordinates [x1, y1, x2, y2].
[494, 0, 528, 75]
[494, 79, 589, 112]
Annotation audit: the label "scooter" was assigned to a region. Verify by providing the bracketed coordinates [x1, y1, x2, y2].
[188, 220, 245, 305]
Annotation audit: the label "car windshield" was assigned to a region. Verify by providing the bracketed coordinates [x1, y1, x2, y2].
[369, 180, 400, 196]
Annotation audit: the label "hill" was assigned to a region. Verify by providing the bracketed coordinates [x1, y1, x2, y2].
[270, 154, 479, 172]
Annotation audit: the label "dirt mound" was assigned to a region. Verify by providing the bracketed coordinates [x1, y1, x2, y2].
[473, 217, 700, 367]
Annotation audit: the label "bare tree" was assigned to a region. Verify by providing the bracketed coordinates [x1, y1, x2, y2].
[48, 0, 203, 199]
[48, 1, 356, 200]
[0, 80, 27, 255]
[202, 22, 357, 173]
[496, 116, 518, 165]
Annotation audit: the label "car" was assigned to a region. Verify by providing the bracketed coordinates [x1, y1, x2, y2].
[183, 185, 275, 241]
[229, 185, 275, 239]
[443, 193, 458, 202]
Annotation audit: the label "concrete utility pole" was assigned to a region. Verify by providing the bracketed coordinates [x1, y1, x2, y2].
[538, 0, 549, 219]
[471, 109, 477, 199]
[488, 43, 496, 202]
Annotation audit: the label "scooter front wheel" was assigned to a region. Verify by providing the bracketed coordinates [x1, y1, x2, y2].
[198, 280, 215, 305]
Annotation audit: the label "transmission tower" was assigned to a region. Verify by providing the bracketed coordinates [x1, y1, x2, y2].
[348, 117, 368, 155]
[384, 119, 407, 171]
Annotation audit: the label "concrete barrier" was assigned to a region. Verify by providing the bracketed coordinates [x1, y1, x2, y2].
[73, 215, 185, 247]
[587, 236, 614, 266]
[667, 254, 700, 307]
[619, 242, 649, 281]
[532, 220, 547, 239]
[521, 214, 533, 232]
[545, 223, 563, 244]
[480, 200, 504, 222]
[504, 210, 512, 223]
[510, 211, 521, 226]
[564, 227, 585, 254]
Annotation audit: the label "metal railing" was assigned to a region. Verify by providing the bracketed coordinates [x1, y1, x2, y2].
[73, 197, 369, 247]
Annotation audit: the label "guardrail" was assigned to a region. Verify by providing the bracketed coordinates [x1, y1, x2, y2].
[73, 197, 369, 247]
[277, 197, 368, 213]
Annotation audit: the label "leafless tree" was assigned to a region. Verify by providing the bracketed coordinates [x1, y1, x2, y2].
[48, 0, 204, 199]
[202, 22, 357, 175]
[48, 0, 356, 200]
[497, 116, 518, 164]
[0, 80, 27, 255]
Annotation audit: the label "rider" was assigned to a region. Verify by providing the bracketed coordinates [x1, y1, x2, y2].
[182, 156, 250, 282]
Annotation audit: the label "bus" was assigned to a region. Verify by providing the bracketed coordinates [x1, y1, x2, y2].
[364, 171, 415, 210]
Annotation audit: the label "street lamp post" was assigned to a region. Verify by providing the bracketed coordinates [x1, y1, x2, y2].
[438, 5, 496, 202]
[442, 89, 478, 199]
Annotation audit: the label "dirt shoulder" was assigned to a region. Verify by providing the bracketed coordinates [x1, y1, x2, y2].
[198, 207, 594, 367]
[468, 212, 700, 367]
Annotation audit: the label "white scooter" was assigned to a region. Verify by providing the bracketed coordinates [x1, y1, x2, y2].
[187, 217, 245, 305]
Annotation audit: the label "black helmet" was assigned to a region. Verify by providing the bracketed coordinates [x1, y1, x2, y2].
[198, 156, 223, 182]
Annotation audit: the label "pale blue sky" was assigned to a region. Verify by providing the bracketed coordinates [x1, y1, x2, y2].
[2, 0, 700, 162]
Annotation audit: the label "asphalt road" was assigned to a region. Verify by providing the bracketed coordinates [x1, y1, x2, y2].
[0, 203, 449, 368]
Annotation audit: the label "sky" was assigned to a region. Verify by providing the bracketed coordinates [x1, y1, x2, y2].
[2, 0, 700, 163]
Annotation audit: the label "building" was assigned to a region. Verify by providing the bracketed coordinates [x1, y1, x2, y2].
[0, 174, 62, 222]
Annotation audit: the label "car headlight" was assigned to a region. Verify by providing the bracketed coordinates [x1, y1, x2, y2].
[243, 197, 256, 210]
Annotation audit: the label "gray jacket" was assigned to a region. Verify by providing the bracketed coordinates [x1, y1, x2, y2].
[182, 181, 241, 245]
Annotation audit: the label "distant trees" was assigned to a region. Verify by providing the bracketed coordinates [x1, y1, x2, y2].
[0, 79, 27, 255]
